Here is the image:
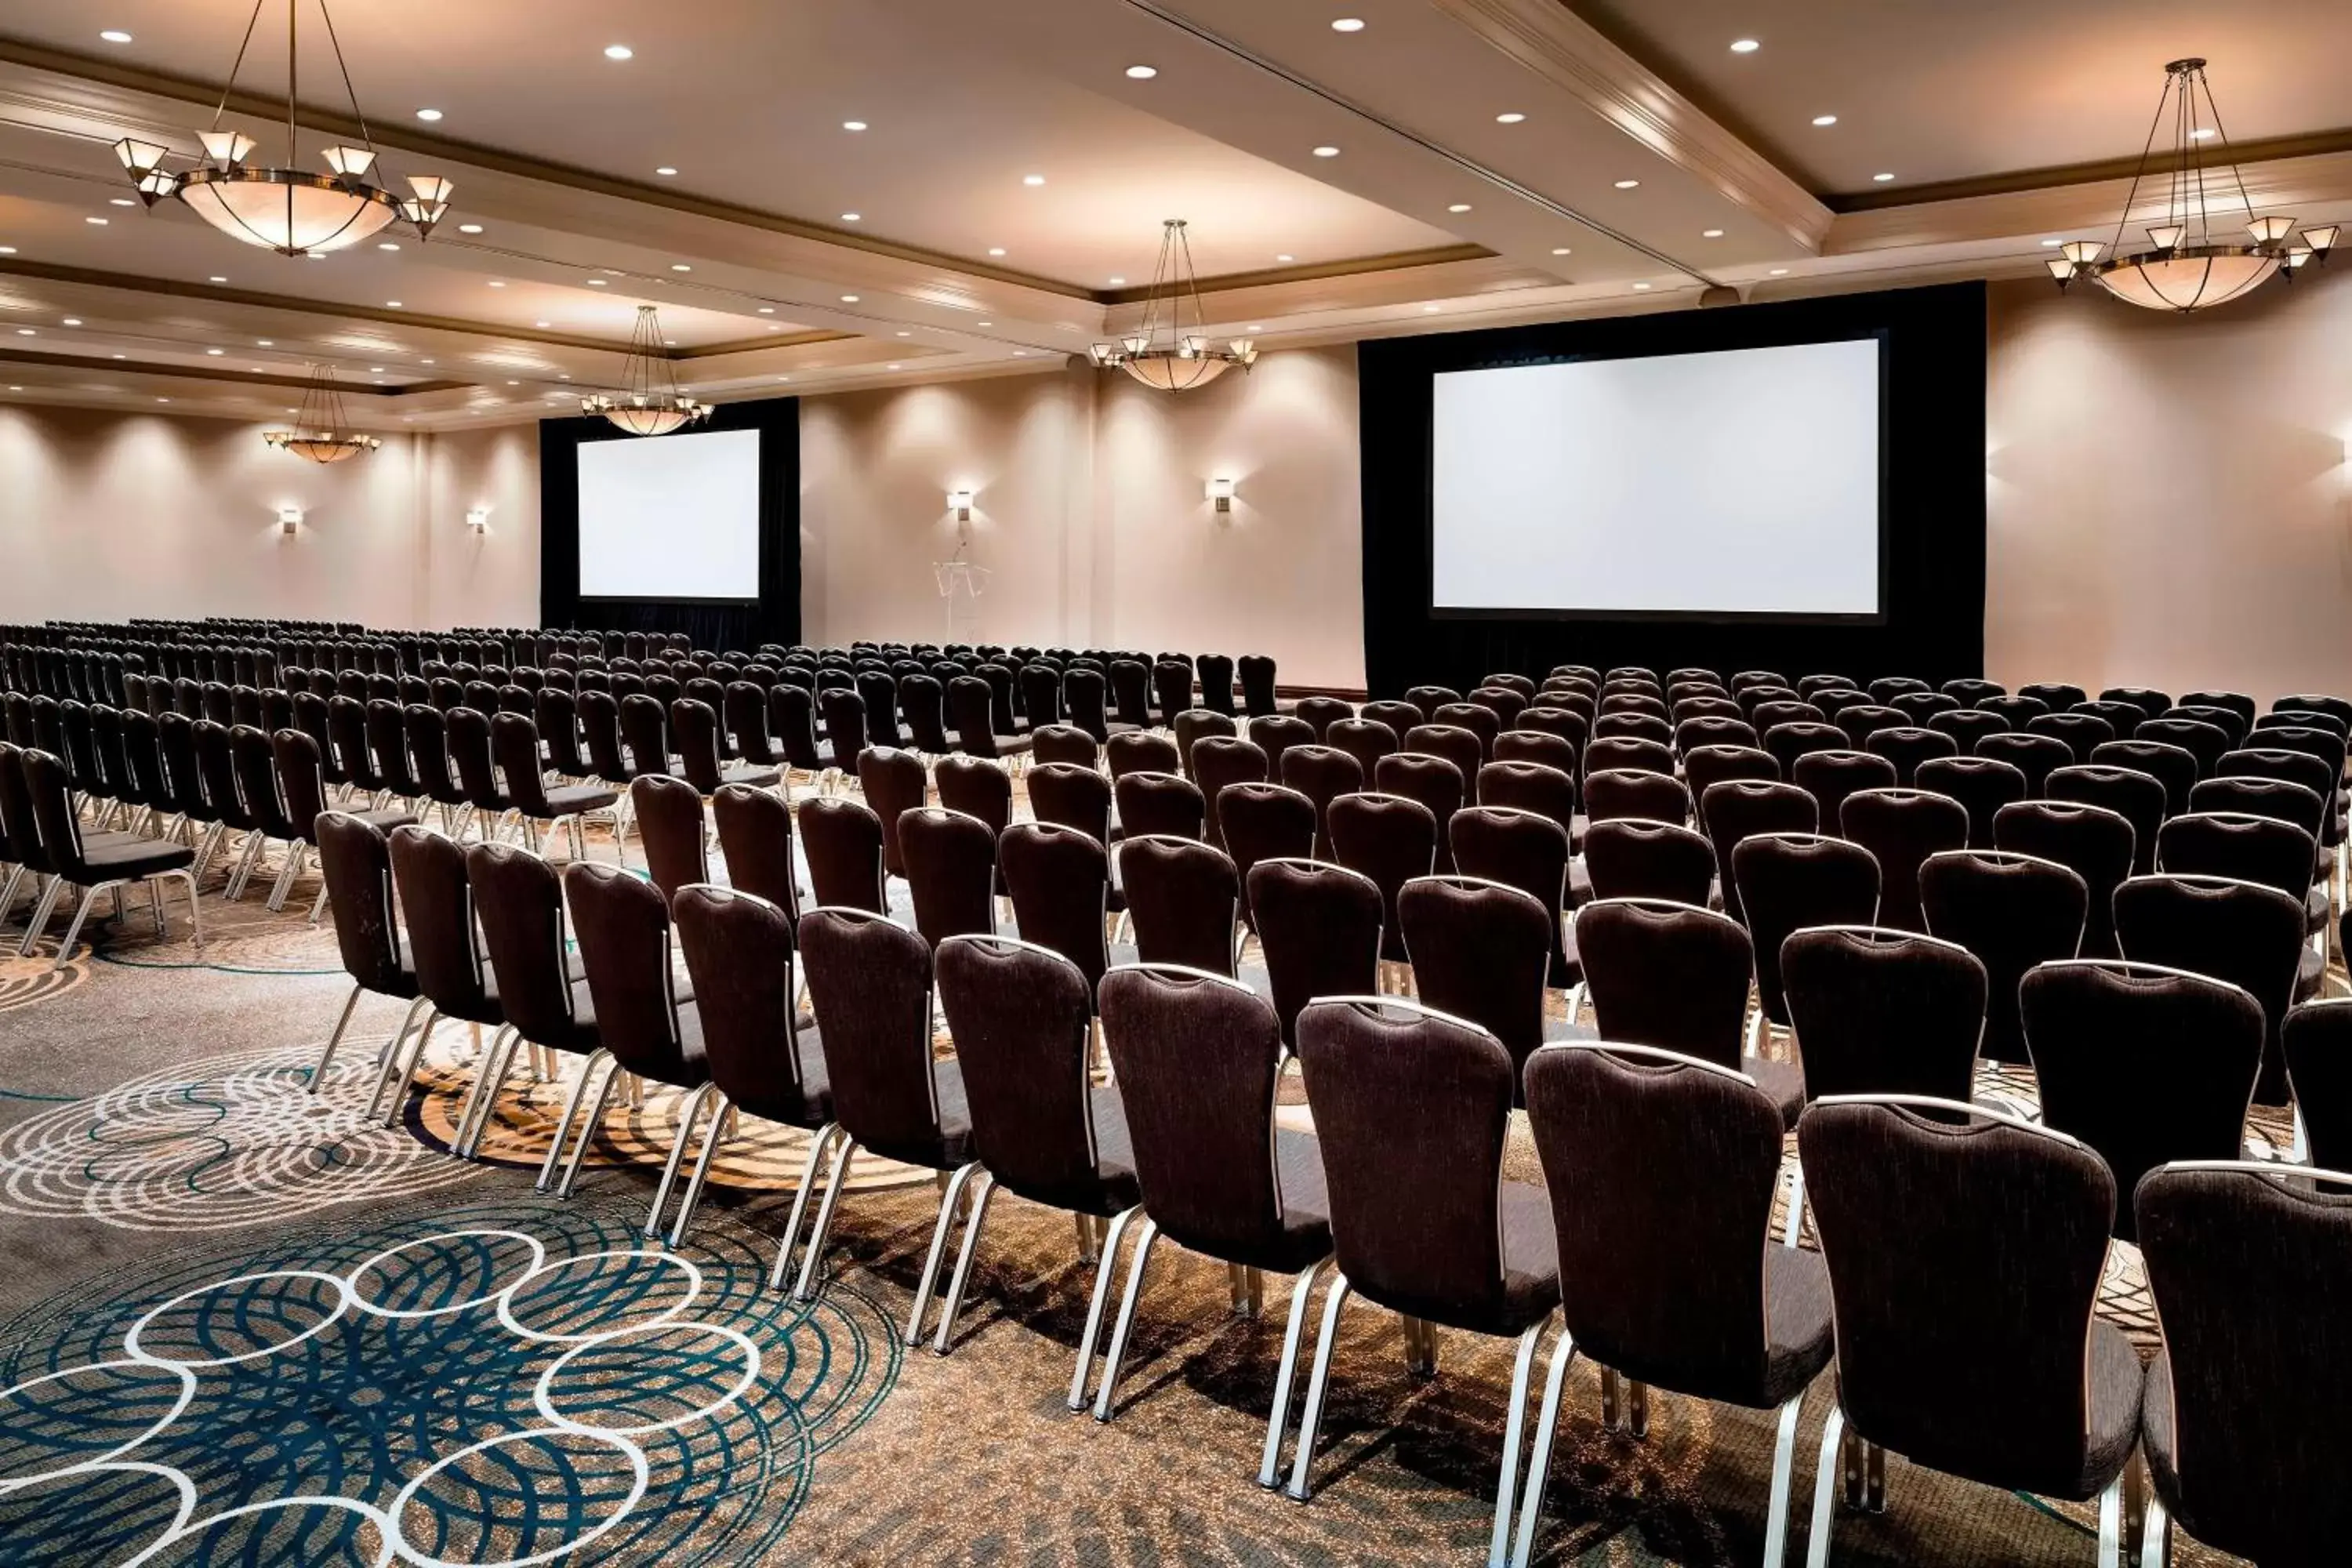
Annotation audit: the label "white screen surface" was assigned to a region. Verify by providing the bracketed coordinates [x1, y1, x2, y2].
[1431, 338, 1881, 617]
[576, 429, 761, 600]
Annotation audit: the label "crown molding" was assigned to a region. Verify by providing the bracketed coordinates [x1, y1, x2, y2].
[0, 343, 461, 394]
[1828, 126, 2352, 212]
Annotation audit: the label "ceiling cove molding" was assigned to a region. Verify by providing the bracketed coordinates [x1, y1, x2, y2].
[1109, 253, 1566, 334]
[1425, 0, 1831, 251]
[0, 344, 462, 394]
[1827, 126, 2352, 212]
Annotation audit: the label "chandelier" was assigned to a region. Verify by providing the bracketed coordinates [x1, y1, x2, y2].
[111, 0, 454, 256]
[581, 306, 711, 436]
[2049, 59, 2336, 311]
[1089, 220, 1257, 390]
[264, 365, 381, 463]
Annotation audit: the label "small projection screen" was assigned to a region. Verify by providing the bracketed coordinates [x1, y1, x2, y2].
[575, 426, 763, 601]
[1429, 336, 1884, 620]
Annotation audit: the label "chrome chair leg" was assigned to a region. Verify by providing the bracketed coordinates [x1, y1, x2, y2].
[535, 1047, 612, 1192]
[2096, 1472, 2124, 1568]
[790, 1136, 862, 1301]
[1508, 1322, 1582, 1568]
[16, 876, 64, 957]
[1804, 1406, 1847, 1568]
[1065, 1206, 1139, 1411]
[1480, 1319, 1551, 1568]
[0, 864, 26, 925]
[1256, 1256, 1333, 1487]
[372, 1010, 441, 1127]
[51, 881, 112, 971]
[765, 1123, 841, 1290]
[1783, 1162, 1808, 1248]
[2139, 1494, 2169, 1568]
[930, 1171, 1000, 1354]
[1090, 1216, 1163, 1423]
[1281, 1272, 1355, 1497]
[452, 1026, 524, 1159]
[666, 1091, 735, 1248]
[644, 1083, 717, 1237]
[905, 1161, 982, 1345]
[310, 984, 365, 1093]
[1759, 1386, 1809, 1568]
[556, 1054, 626, 1198]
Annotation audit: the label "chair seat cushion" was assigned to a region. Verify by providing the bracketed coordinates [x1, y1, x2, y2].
[1750, 1056, 1808, 1128]
[349, 808, 418, 833]
[719, 764, 780, 790]
[545, 785, 619, 815]
[74, 834, 195, 880]
[2298, 942, 2325, 1002]
[1759, 1244, 1836, 1406]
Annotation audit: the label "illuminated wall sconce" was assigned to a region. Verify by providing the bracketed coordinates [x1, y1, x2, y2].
[947, 488, 974, 522]
[1206, 476, 1236, 514]
[276, 504, 303, 535]
[466, 506, 492, 533]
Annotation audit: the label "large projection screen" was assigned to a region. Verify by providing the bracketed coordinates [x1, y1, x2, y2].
[1431, 337, 1883, 620]
[576, 428, 762, 601]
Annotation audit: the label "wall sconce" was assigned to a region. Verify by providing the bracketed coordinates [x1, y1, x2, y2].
[466, 506, 492, 534]
[1206, 476, 1236, 514]
[276, 504, 303, 535]
[947, 488, 974, 522]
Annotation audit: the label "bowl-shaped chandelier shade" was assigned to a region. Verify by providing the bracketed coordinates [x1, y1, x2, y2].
[1117, 350, 1236, 391]
[176, 168, 405, 255]
[584, 401, 702, 437]
[582, 305, 711, 435]
[2092, 245, 2281, 312]
[1091, 220, 1256, 391]
[263, 365, 382, 464]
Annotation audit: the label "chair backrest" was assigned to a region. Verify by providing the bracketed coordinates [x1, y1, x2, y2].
[1472, 759, 1574, 842]
[1021, 760, 1104, 845]
[2020, 960, 2262, 1240]
[1216, 782, 1316, 927]
[1729, 833, 1881, 1026]
[670, 699, 732, 793]
[1298, 996, 1526, 1326]
[1326, 790, 1436, 962]
[1916, 848, 2086, 1066]
[2113, 873, 2305, 1103]
[819, 686, 868, 766]
[898, 807, 998, 947]
[2156, 811, 2317, 902]
[1576, 898, 1751, 1069]
[1449, 804, 1573, 985]
[1993, 798, 2136, 958]
[2091, 739, 2199, 816]
[1119, 833, 1240, 975]
[671, 883, 818, 1121]
[1864, 724, 1960, 786]
[999, 822, 1110, 995]
[1100, 960, 1304, 1262]
[1194, 654, 1237, 717]
[467, 840, 586, 1045]
[2048, 763, 2168, 876]
[856, 747, 929, 878]
[710, 782, 798, 918]
[1116, 770, 1207, 842]
[630, 773, 709, 903]
[1975, 730, 2073, 795]
[1324, 717, 1398, 783]
[797, 796, 887, 913]
[1838, 787, 1970, 933]
[1526, 1044, 1792, 1406]
[1398, 873, 1553, 1075]
[2135, 717, 2233, 777]
[1247, 856, 1382, 1047]
[564, 859, 692, 1081]
[1911, 754, 2025, 849]
[799, 906, 948, 1163]
[1700, 779, 1819, 922]
[1189, 735, 1266, 850]
[1279, 745, 1363, 857]
[1150, 661, 1192, 724]
[2187, 774, 2327, 842]
[230, 723, 296, 837]
[2027, 710, 2116, 762]
[932, 756, 1011, 843]
[1029, 724, 1098, 769]
[1782, 926, 1986, 1103]
[2285, 1000, 2352, 1171]
[1106, 729, 1180, 781]
[1236, 656, 1279, 717]
[1581, 817, 1712, 906]
[619, 692, 671, 778]
[2136, 1160, 2352, 1564]
[936, 933, 1112, 1205]
[1798, 1097, 2118, 1499]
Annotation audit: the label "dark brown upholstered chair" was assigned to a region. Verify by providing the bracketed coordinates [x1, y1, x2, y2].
[899, 808, 998, 947]
[1891, 691, 1962, 725]
[1325, 717, 1397, 783]
[1373, 752, 1463, 876]
[2136, 1160, 2352, 1566]
[1491, 729, 1577, 782]
[951, 675, 1025, 760]
[790, 906, 979, 1327]
[1247, 856, 1382, 1047]
[1064, 668, 1119, 746]
[1976, 730, 2074, 795]
[2156, 811, 2318, 904]
[1451, 805, 1578, 989]
[630, 773, 710, 904]
[1512, 706, 1588, 753]
[1750, 699, 1824, 735]
[1929, 707, 2011, 756]
[370, 825, 506, 1127]
[1782, 927, 1985, 1108]
[1195, 654, 1237, 717]
[2285, 999, 2352, 1167]
[1191, 735, 1267, 851]
[1399, 875, 1563, 1086]
[1087, 964, 1331, 1440]
[1279, 745, 1363, 859]
[1675, 716, 1760, 757]
[798, 796, 887, 914]
[619, 691, 677, 782]
[1994, 799, 2136, 960]
[927, 934, 1144, 1357]
[1119, 834, 1241, 975]
[1106, 730, 1180, 781]
[712, 781, 800, 918]
[1359, 699, 1427, 742]
[1797, 1098, 2142, 1565]
[1762, 720, 1846, 779]
[1294, 695, 1356, 739]
[1916, 848, 2087, 1067]
[2114, 873, 2307, 1105]
[1574, 898, 1803, 1123]
[2189, 774, 2327, 842]
[1593, 710, 1673, 747]
[1584, 768, 1690, 827]
[1583, 735, 1675, 779]
[1732, 833, 1885, 1030]
[274, 728, 415, 920]
[2134, 717, 2231, 778]
[1026, 756, 1110, 844]
[493, 712, 615, 861]
[1582, 818, 1715, 907]
[467, 843, 609, 1184]
[1684, 744, 1779, 809]
[14, 747, 198, 968]
[1150, 660, 1193, 726]
[1406, 684, 1463, 721]
[2020, 959, 2261, 1243]
[1237, 656, 1281, 720]
[1475, 758, 1575, 843]
[1172, 709, 1238, 779]
[1864, 725, 1958, 786]
[1913, 754, 2026, 849]
[1218, 782, 1316, 930]
[674, 698, 780, 793]
[935, 754, 1012, 842]
[1030, 723, 1099, 769]
[2018, 681, 2089, 711]
[306, 811, 428, 1094]
[1832, 704, 1907, 750]
[1700, 779, 1818, 924]
[998, 820, 1111, 997]
[1327, 791, 1436, 964]
[2049, 764, 2168, 877]
[1109, 659, 1155, 729]
[1283, 996, 1563, 1549]
[227, 723, 303, 902]
[1116, 770, 1207, 842]
[1838, 787, 1969, 935]
[1250, 713, 1316, 779]
[1516, 1044, 1834, 1568]
[1791, 750, 1896, 844]
[856, 746, 928, 884]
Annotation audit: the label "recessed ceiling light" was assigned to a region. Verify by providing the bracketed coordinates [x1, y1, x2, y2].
[6, 386, 18, 391]
[209, 275, 227, 283]
[1312, 146, 1339, 158]
[1613, 179, 1639, 189]
[487, 279, 506, 287]
[1872, 172, 1896, 182]
[604, 44, 633, 60]
[840, 294, 860, 303]
[377, 241, 401, 251]
[2190, 127, 2216, 141]
[416, 108, 444, 122]
[1811, 114, 1838, 127]
[1247, 324, 1264, 332]
[111, 354, 125, 360]
[421, 358, 435, 364]
[2041, 238, 2062, 248]
[1551, 246, 1572, 256]
[840, 212, 861, 222]
[1276, 253, 1294, 262]
[506, 380, 518, 386]
[15, 328, 34, 336]
[457, 222, 484, 234]
[587, 277, 606, 285]
[558, 373, 570, 379]
[85, 216, 109, 225]
[1126, 64, 1157, 79]
[887, 363, 902, 370]
[1422, 304, 1440, 313]
[987, 247, 1007, 256]
[61, 318, 81, 326]
[978, 321, 993, 327]
[1331, 17, 1365, 31]
[109, 197, 136, 207]
[655, 166, 678, 176]
[1495, 112, 1525, 125]
[1022, 173, 1045, 186]
[156, 397, 169, 403]
[1108, 276, 1125, 285]
[843, 120, 867, 132]
[368, 365, 384, 372]
[1447, 203, 1472, 213]
[535, 320, 551, 328]
[100, 30, 133, 43]
[1633, 281, 1651, 290]
[896, 329, 912, 336]
[1769, 267, 1789, 276]
[1702, 228, 1724, 238]
[670, 263, 691, 272]
[0, 246, 14, 254]
[385, 300, 403, 308]
[757, 306, 775, 314]
[1730, 38, 1760, 53]
[206, 347, 223, 355]
[257, 339, 273, 346]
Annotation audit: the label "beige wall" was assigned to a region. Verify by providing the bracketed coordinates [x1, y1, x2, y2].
[1986, 270, 2352, 704]
[0, 401, 538, 630]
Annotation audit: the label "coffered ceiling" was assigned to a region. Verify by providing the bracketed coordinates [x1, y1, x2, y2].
[0, 0, 2345, 429]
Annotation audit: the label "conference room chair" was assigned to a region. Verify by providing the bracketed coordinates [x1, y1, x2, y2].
[818, 686, 871, 773]
[2272, 690, 2352, 728]
[1402, 727, 1486, 807]
[898, 806, 1000, 949]
[2016, 681, 2089, 712]
[450, 841, 603, 1173]
[528, 687, 590, 782]
[2115, 873, 2307, 1105]
[1150, 660, 1195, 727]
[1029, 722, 1099, 770]
[1245, 714, 1315, 782]
[2284, 997, 2352, 1167]
[944, 675, 1011, 764]
[151, 713, 216, 866]
[978, 664, 1027, 742]
[1926, 707, 2009, 757]
[190, 721, 260, 887]
[492, 713, 615, 862]
[1749, 700, 1824, 738]
[2026, 710, 2116, 764]
[1029, 760, 1112, 851]
[2020, 959, 2263, 1242]
[1062, 667, 1119, 746]
[1862, 725, 1958, 786]
[1325, 790, 1435, 975]
[2157, 811, 2320, 908]
[1359, 698, 1427, 744]
[85, 706, 142, 829]
[307, 811, 431, 1094]
[1673, 694, 1746, 725]
[1915, 848, 2086, 1067]
[798, 796, 888, 915]
[1783, 927, 1986, 1107]
[1194, 653, 1238, 717]
[1791, 750, 1896, 843]
[1118, 833, 1242, 976]
[789, 906, 980, 1324]
[628, 773, 710, 905]
[1405, 684, 1463, 723]
[116, 710, 172, 840]
[1485, 671, 1538, 698]
[2081, 739, 2194, 819]
[1279, 745, 1362, 858]
[1797, 1097, 2142, 1567]
[1576, 898, 1804, 1123]
[1839, 787, 1969, 935]
[2088, 685, 2163, 726]
[1106, 730, 1180, 782]
[1086, 963, 1328, 1444]
[1452, 804, 1578, 992]
[1760, 720, 1847, 779]
[1700, 779, 1818, 923]
[858, 746, 930, 888]
[1107, 659, 1156, 730]
[1475, 758, 1576, 844]
[2132, 717, 2232, 779]
[13, 748, 198, 967]
[561, 859, 717, 1235]
[899, 673, 958, 758]
[1323, 717, 1398, 784]
[1515, 1042, 1835, 1568]
[1684, 742, 1778, 807]
[1970, 693, 2047, 731]
[1584, 734, 1675, 780]
[1468, 688, 1530, 735]
[1245, 855, 1382, 1048]
[1283, 996, 1563, 1562]
[274, 728, 415, 917]
[1116, 769, 1207, 844]
[1190, 736, 1268, 852]
[1399, 874, 1568, 1088]
[1582, 818, 1715, 907]
[1911, 754, 2025, 850]
[1863, 676, 1928, 704]
[673, 698, 779, 793]
[2163, 702, 2250, 749]
[1832, 704, 1907, 750]
[1000, 821, 1112, 999]
[1294, 694, 1357, 739]
[1890, 691, 1962, 726]
[2070, 699, 2145, 741]
[1675, 715, 1761, 757]
[2045, 764, 2167, 876]
[575, 689, 643, 796]
[437, 708, 512, 838]
[1774, 683, 1842, 717]
[1600, 690, 1668, 720]
[2190, 773, 2328, 842]
[1593, 710, 1673, 749]
[1490, 729, 1577, 785]
[368, 826, 509, 1131]
[1994, 798, 2136, 960]
[855, 669, 907, 752]
[1516, 702, 1591, 748]
[1170, 709, 1237, 781]
[1218, 782, 1317, 931]
[705, 782, 799, 920]
[223, 723, 307, 905]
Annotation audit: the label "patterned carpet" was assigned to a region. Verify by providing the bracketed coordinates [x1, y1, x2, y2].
[0, 811, 2283, 1566]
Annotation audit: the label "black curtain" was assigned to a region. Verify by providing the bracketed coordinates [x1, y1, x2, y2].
[1358, 281, 1987, 697]
[539, 396, 800, 654]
